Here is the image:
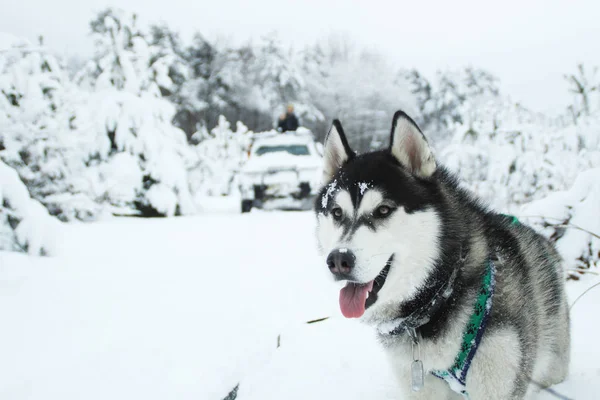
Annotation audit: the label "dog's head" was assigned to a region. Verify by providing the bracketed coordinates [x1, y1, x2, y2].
[315, 111, 442, 322]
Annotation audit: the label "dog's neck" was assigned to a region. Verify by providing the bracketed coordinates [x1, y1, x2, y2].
[377, 243, 469, 339]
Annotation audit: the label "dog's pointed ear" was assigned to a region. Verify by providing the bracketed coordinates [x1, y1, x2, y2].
[389, 111, 436, 178]
[322, 119, 354, 182]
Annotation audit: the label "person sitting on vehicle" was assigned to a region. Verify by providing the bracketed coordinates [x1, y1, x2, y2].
[277, 104, 299, 132]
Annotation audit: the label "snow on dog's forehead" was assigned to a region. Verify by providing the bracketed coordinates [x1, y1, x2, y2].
[321, 179, 338, 208]
[327, 185, 385, 216]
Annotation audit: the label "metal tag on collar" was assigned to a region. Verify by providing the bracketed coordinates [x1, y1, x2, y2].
[409, 328, 424, 392]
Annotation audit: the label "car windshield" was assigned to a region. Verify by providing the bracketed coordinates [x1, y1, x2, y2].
[254, 144, 310, 156]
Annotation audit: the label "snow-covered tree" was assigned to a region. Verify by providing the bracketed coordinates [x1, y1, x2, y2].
[403, 69, 434, 127]
[0, 160, 61, 255]
[565, 64, 599, 123]
[440, 78, 600, 211]
[299, 37, 416, 150]
[175, 33, 232, 136]
[403, 67, 500, 144]
[74, 8, 196, 217]
[189, 116, 252, 197]
[177, 32, 324, 137]
[521, 168, 600, 277]
[148, 23, 188, 97]
[0, 33, 100, 221]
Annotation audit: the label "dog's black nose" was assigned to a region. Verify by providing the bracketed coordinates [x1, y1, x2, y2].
[327, 249, 356, 277]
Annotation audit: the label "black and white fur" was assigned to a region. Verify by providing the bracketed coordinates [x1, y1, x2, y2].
[314, 111, 570, 399]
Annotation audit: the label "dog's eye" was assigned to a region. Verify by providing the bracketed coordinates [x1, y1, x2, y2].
[332, 207, 343, 220]
[374, 205, 392, 218]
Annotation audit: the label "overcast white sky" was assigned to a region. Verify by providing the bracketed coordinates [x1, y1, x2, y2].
[2, 0, 599, 114]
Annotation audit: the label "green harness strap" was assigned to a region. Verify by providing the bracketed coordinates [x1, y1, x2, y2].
[428, 214, 513, 397]
[430, 259, 497, 399]
[502, 213, 521, 226]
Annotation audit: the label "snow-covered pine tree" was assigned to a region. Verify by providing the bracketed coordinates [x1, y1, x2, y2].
[403, 69, 434, 129]
[148, 24, 189, 98]
[0, 159, 61, 255]
[148, 23, 195, 136]
[175, 33, 233, 137]
[401, 67, 500, 145]
[564, 64, 599, 123]
[74, 8, 196, 217]
[189, 115, 251, 198]
[0, 33, 99, 221]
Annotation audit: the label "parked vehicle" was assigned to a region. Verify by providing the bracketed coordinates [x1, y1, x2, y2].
[238, 129, 323, 213]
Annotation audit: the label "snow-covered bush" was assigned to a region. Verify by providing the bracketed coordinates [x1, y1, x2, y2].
[0, 33, 100, 221]
[403, 67, 500, 145]
[0, 160, 60, 255]
[73, 9, 196, 217]
[520, 168, 600, 278]
[189, 116, 252, 197]
[440, 97, 600, 211]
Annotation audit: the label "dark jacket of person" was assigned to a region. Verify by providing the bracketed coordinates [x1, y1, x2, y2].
[278, 113, 299, 132]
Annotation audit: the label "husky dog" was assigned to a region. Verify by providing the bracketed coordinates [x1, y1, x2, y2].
[314, 111, 570, 399]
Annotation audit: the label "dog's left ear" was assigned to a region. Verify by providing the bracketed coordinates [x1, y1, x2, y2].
[389, 111, 436, 178]
[322, 119, 355, 183]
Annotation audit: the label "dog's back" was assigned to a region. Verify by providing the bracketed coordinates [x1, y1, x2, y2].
[485, 214, 570, 394]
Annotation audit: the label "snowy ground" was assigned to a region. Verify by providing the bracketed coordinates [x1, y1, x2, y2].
[1, 206, 598, 400]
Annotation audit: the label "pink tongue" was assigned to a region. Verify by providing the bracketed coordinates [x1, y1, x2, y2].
[339, 281, 374, 318]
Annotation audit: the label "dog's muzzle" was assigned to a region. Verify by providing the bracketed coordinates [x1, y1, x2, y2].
[327, 251, 393, 319]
